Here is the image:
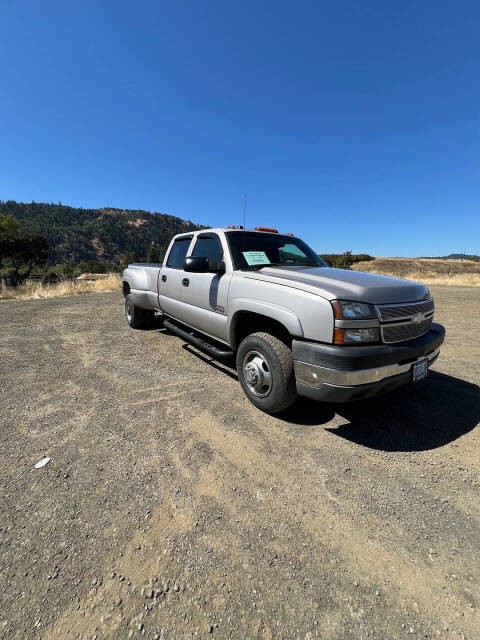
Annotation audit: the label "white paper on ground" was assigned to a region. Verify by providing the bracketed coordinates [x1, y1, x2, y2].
[34, 457, 51, 469]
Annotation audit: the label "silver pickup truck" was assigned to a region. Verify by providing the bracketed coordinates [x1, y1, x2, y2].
[122, 226, 445, 413]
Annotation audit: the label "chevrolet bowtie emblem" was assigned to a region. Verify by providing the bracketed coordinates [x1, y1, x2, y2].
[412, 312, 425, 324]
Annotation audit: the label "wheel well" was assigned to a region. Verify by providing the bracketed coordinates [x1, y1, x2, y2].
[232, 311, 292, 348]
[122, 281, 130, 298]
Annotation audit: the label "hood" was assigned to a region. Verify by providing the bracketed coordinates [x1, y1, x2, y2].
[244, 266, 429, 304]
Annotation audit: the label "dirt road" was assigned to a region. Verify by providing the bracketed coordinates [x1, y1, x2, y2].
[1, 287, 479, 640]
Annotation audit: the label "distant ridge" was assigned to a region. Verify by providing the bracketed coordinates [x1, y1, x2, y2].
[418, 253, 478, 260]
[0, 200, 205, 264]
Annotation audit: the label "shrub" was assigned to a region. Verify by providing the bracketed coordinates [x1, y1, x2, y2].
[319, 252, 374, 269]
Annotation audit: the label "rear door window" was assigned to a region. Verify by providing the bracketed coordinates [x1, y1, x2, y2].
[165, 237, 192, 269]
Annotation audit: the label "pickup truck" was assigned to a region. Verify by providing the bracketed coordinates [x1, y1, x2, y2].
[122, 226, 445, 413]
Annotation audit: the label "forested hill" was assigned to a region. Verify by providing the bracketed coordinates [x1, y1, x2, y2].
[0, 200, 205, 264]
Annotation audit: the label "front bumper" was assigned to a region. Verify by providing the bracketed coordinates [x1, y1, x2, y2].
[292, 323, 445, 403]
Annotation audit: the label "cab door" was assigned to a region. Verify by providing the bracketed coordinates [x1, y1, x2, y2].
[181, 233, 231, 342]
[158, 235, 193, 320]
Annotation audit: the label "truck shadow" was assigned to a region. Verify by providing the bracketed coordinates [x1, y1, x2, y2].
[171, 339, 478, 453]
[282, 371, 479, 452]
[181, 344, 238, 381]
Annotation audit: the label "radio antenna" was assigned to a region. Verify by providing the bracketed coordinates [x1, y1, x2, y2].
[242, 193, 247, 254]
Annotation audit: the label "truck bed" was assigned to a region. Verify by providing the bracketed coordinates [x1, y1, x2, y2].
[127, 263, 162, 289]
[123, 263, 163, 311]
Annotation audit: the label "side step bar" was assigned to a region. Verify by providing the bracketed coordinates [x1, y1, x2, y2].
[163, 319, 235, 360]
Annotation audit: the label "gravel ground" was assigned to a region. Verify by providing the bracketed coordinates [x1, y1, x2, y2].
[0, 286, 479, 640]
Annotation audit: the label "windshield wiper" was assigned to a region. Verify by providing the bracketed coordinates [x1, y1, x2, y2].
[266, 262, 318, 267]
[243, 264, 268, 271]
[245, 261, 320, 270]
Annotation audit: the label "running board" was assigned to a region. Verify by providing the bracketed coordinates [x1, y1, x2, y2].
[163, 319, 234, 360]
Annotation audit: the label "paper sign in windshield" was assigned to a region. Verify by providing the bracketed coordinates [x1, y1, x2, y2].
[242, 251, 270, 266]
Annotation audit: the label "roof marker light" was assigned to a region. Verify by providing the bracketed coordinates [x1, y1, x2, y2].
[254, 226, 278, 233]
[228, 225, 236, 229]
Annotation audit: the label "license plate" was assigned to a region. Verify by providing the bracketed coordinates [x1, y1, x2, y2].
[412, 358, 428, 382]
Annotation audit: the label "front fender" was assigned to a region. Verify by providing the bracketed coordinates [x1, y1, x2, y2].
[228, 298, 304, 347]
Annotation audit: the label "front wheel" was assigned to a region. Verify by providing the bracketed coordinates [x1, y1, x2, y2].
[236, 332, 297, 414]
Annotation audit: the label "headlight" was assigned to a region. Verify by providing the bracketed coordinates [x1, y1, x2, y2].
[331, 300, 377, 320]
[334, 327, 379, 344]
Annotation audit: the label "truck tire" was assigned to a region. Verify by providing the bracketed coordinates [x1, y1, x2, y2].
[125, 294, 155, 329]
[236, 332, 297, 414]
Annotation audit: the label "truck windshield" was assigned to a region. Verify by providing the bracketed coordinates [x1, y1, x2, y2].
[226, 231, 326, 270]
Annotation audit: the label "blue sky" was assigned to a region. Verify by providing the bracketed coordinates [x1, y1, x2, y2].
[0, 1, 478, 256]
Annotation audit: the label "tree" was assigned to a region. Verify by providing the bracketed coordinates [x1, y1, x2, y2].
[0, 215, 21, 272]
[0, 213, 20, 236]
[340, 251, 353, 270]
[147, 246, 160, 263]
[2, 233, 48, 281]
[0, 214, 48, 284]
[120, 253, 137, 270]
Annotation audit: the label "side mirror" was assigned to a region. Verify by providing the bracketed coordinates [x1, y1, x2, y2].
[183, 256, 209, 272]
[183, 257, 226, 273]
[209, 260, 226, 274]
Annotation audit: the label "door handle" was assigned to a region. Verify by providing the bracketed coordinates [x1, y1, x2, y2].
[182, 278, 189, 287]
[161, 275, 167, 282]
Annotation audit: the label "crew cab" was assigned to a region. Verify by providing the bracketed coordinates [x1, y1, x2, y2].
[122, 227, 445, 413]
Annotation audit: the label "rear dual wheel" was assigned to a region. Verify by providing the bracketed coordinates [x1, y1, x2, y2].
[236, 332, 297, 414]
[125, 294, 155, 329]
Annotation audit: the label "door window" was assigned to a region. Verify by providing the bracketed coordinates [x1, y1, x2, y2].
[192, 235, 223, 262]
[166, 237, 191, 269]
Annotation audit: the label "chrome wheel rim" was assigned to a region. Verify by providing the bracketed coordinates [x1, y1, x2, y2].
[126, 299, 132, 323]
[242, 350, 272, 397]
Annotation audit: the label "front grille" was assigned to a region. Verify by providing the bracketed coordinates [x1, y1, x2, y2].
[377, 298, 434, 322]
[381, 316, 433, 343]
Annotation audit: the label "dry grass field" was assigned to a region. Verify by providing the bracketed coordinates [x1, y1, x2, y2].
[0, 273, 121, 301]
[353, 257, 480, 286]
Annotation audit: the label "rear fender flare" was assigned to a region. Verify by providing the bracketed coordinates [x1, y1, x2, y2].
[122, 267, 149, 291]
